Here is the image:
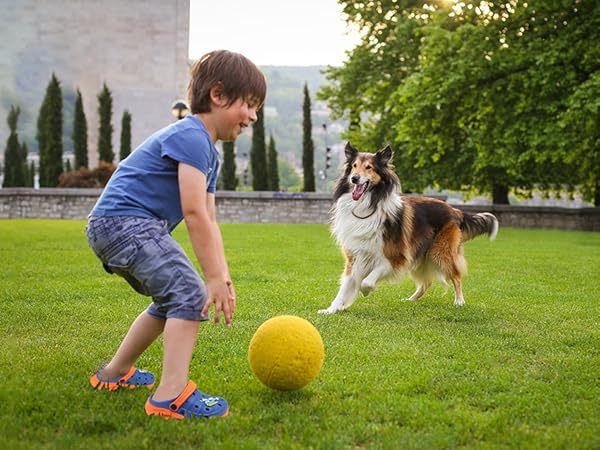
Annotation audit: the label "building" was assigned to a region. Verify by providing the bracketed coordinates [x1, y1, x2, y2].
[0, 0, 190, 169]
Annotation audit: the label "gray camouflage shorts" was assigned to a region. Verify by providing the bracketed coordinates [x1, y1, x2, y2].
[86, 216, 208, 321]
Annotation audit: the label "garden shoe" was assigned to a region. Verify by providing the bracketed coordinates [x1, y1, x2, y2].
[145, 381, 229, 419]
[90, 367, 155, 391]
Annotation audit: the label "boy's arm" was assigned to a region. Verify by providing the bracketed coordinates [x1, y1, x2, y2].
[205, 191, 236, 315]
[178, 162, 234, 326]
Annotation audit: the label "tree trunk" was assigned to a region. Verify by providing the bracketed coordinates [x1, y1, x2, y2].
[492, 184, 509, 204]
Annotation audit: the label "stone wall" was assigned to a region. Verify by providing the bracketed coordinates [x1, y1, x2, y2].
[0, 188, 598, 231]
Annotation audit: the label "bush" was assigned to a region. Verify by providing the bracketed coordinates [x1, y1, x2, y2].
[58, 162, 116, 188]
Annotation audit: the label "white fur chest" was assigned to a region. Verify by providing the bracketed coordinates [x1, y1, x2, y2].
[331, 193, 384, 255]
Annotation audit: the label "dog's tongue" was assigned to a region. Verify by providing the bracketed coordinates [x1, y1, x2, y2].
[352, 183, 367, 201]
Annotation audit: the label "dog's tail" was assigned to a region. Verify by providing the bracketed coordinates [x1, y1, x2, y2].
[460, 211, 499, 242]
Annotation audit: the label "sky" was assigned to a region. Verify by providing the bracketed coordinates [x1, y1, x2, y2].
[188, 0, 361, 66]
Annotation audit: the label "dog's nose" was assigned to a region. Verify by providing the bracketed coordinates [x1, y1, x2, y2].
[351, 175, 360, 184]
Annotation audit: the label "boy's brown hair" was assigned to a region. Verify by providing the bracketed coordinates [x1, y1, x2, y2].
[188, 50, 267, 114]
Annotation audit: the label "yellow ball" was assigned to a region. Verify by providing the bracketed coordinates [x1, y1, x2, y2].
[248, 315, 325, 391]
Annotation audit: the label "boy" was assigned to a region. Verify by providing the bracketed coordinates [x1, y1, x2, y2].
[86, 50, 266, 419]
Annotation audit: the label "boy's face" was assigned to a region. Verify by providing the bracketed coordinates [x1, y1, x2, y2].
[215, 98, 259, 142]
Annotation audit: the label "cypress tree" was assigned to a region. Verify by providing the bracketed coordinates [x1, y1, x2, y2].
[72, 89, 88, 169]
[302, 83, 315, 192]
[97, 83, 114, 164]
[221, 140, 237, 190]
[120, 110, 132, 160]
[19, 142, 29, 187]
[250, 107, 268, 191]
[2, 105, 27, 187]
[38, 73, 63, 187]
[36, 94, 48, 169]
[267, 133, 280, 191]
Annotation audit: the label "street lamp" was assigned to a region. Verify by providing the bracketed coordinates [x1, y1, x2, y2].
[171, 100, 189, 120]
[322, 123, 331, 181]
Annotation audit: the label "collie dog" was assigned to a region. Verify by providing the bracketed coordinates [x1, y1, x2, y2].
[318, 142, 498, 314]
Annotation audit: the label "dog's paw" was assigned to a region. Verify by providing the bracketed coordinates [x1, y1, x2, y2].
[318, 307, 339, 315]
[360, 282, 375, 297]
[453, 297, 465, 307]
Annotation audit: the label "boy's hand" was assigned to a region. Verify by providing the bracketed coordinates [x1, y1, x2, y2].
[202, 278, 236, 327]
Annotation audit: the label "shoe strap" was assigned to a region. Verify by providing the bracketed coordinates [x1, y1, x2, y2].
[169, 381, 197, 411]
[119, 367, 137, 383]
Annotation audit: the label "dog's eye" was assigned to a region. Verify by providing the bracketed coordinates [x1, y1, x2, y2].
[365, 165, 372, 170]
[352, 163, 357, 168]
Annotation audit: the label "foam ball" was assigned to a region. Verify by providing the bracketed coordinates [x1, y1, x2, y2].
[248, 315, 324, 391]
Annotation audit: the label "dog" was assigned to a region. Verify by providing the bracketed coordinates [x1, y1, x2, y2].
[318, 142, 498, 314]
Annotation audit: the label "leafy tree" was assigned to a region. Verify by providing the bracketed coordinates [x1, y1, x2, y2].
[302, 83, 315, 192]
[267, 133, 280, 191]
[2, 105, 27, 187]
[38, 73, 63, 187]
[120, 110, 132, 160]
[558, 71, 600, 205]
[278, 158, 302, 190]
[319, 0, 425, 149]
[221, 140, 238, 190]
[97, 83, 114, 164]
[250, 107, 268, 190]
[321, 0, 600, 204]
[72, 89, 88, 169]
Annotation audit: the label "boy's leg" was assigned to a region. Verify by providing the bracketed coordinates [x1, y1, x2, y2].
[99, 311, 165, 379]
[152, 318, 200, 402]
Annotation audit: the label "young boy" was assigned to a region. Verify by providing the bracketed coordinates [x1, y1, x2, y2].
[86, 50, 266, 419]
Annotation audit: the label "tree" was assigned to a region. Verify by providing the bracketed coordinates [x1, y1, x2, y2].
[320, 1, 600, 204]
[278, 158, 302, 190]
[72, 89, 88, 169]
[97, 83, 114, 164]
[221, 141, 238, 190]
[250, 107, 268, 190]
[558, 72, 600, 205]
[319, 0, 425, 149]
[38, 73, 63, 187]
[302, 83, 315, 192]
[267, 133, 280, 191]
[2, 105, 27, 187]
[120, 110, 132, 160]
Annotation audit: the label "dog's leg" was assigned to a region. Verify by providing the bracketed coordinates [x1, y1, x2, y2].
[319, 254, 364, 314]
[360, 261, 392, 296]
[452, 276, 465, 306]
[407, 280, 432, 301]
[318, 274, 361, 314]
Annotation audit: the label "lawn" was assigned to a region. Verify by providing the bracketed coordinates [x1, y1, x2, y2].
[0, 220, 599, 449]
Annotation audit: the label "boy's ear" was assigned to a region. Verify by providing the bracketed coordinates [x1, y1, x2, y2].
[209, 83, 226, 106]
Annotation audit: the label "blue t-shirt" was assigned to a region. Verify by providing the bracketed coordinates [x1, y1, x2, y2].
[90, 115, 220, 231]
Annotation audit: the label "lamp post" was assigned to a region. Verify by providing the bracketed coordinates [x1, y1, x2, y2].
[322, 123, 331, 181]
[171, 100, 189, 120]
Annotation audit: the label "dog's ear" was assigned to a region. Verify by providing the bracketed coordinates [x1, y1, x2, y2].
[375, 145, 393, 166]
[345, 142, 358, 162]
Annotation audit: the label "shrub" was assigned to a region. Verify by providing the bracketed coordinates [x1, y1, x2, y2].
[58, 162, 116, 188]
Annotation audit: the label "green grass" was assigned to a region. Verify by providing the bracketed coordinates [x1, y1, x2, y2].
[0, 219, 599, 449]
